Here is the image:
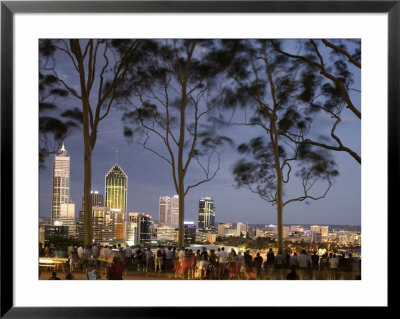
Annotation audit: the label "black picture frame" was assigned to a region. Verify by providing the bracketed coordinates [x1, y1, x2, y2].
[1, 0, 394, 317]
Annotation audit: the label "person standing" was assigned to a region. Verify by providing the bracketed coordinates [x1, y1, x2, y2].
[274, 251, 285, 280]
[329, 253, 339, 280]
[154, 246, 163, 273]
[86, 260, 98, 280]
[289, 252, 298, 268]
[244, 250, 253, 279]
[218, 247, 228, 279]
[68, 252, 75, 272]
[145, 248, 153, 273]
[311, 251, 320, 279]
[228, 249, 238, 279]
[107, 257, 125, 280]
[124, 245, 132, 270]
[253, 252, 263, 279]
[266, 248, 275, 278]
[297, 249, 311, 280]
[320, 252, 330, 279]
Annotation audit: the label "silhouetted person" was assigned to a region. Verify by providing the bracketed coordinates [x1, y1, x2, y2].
[64, 272, 73, 280]
[48, 271, 60, 280]
[286, 266, 299, 280]
[311, 251, 319, 270]
[253, 252, 263, 278]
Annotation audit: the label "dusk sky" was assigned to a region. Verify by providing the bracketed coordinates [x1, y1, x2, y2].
[39, 39, 361, 226]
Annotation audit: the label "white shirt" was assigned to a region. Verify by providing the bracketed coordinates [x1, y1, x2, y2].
[102, 247, 110, 259]
[329, 257, 339, 269]
[218, 250, 228, 263]
[77, 246, 83, 258]
[297, 254, 310, 268]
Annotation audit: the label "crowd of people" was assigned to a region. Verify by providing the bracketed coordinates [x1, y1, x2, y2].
[39, 243, 361, 280]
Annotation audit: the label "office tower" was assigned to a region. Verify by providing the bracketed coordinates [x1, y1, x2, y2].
[255, 228, 266, 238]
[198, 196, 215, 233]
[126, 212, 152, 246]
[218, 223, 232, 237]
[236, 222, 247, 237]
[44, 225, 69, 242]
[59, 202, 75, 237]
[184, 221, 197, 244]
[51, 142, 70, 225]
[159, 196, 170, 226]
[310, 225, 329, 242]
[170, 195, 179, 228]
[77, 206, 115, 244]
[157, 226, 177, 241]
[283, 226, 290, 239]
[105, 161, 128, 240]
[158, 195, 179, 227]
[82, 191, 104, 209]
[206, 233, 217, 244]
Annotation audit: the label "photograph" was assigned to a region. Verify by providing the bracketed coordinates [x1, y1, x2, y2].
[38, 38, 361, 282]
[1, 1, 393, 314]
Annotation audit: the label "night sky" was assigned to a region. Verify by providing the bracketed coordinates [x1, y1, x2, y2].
[39, 39, 361, 226]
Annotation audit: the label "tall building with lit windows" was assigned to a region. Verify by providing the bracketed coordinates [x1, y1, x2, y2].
[198, 197, 215, 233]
[105, 161, 128, 240]
[158, 195, 179, 228]
[51, 142, 70, 225]
[126, 212, 152, 246]
[82, 191, 104, 209]
[59, 202, 75, 237]
[77, 206, 115, 244]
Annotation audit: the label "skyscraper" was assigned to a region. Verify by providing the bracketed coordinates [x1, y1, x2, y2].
[82, 191, 104, 209]
[59, 202, 75, 237]
[198, 196, 215, 233]
[126, 212, 152, 246]
[158, 196, 170, 226]
[158, 195, 179, 228]
[77, 206, 115, 244]
[51, 142, 70, 225]
[105, 161, 127, 240]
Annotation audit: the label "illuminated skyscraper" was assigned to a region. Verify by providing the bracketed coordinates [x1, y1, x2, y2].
[198, 197, 215, 233]
[82, 191, 104, 209]
[126, 212, 152, 246]
[105, 160, 127, 240]
[59, 202, 75, 237]
[159, 196, 170, 226]
[158, 195, 179, 227]
[51, 142, 70, 225]
[77, 206, 115, 244]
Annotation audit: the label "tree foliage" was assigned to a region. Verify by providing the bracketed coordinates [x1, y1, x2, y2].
[270, 39, 361, 163]
[117, 40, 234, 247]
[216, 40, 341, 251]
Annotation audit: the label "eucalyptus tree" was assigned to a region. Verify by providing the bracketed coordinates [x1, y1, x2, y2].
[39, 70, 81, 167]
[223, 40, 339, 252]
[39, 39, 142, 245]
[118, 40, 232, 247]
[270, 39, 361, 164]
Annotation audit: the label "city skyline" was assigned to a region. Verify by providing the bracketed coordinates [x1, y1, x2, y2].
[40, 137, 360, 226]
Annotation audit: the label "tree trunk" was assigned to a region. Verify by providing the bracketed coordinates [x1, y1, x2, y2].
[178, 181, 185, 248]
[83, 141, 93, 246]
[271, 126, 284, 253]
[82, 95, 93, 246]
